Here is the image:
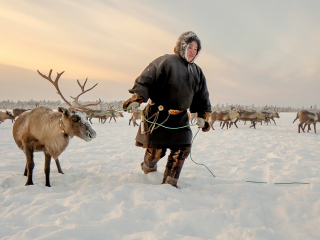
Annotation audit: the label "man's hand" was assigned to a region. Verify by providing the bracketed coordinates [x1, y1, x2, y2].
[128, 102, 140, 112]
[123, 93, 144, 111]
[197, 117, 210, 132]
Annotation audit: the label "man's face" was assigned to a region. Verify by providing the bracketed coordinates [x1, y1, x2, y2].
[187, 41, 198, 62]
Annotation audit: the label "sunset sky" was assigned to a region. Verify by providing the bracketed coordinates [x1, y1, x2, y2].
[1, 0, 320, 108]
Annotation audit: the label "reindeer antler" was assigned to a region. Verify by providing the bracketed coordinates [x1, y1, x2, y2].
[37, 69, 101, 112]
[71, 78, 101, 110]
[37, 70, 72, 108]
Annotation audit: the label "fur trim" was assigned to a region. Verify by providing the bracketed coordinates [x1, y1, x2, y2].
[174, 31, 201, 63]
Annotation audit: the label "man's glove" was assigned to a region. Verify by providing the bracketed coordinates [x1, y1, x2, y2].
[197, 118, 205, 128]
[197, 117, 210, 132]
[123, 93, 144, 111]
[127, 102, 140, 112]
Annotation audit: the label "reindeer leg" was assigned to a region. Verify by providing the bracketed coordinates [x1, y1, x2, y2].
[89, 118, 93, 124]
[307, 124, 311, 132]
[314, 123, 316, 133]
[24, 164, 27, 176]
[298, 123, 304, 133]
[24, 145, 34, 186]
[302, 123, 308, 132]
[234, 121, 238, 128]
[54, 158, 64, 174]
[44, 153, 51, 187]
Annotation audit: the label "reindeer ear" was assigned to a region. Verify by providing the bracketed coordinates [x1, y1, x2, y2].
[58, 107, 70, 117]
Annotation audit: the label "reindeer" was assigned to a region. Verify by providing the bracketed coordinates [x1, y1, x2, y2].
[208, 110, 218, 130]
[293, 110, 318, 133]
[87, 109, 107, 124]
[188, 112, 197, 124]
[0, 110, 15, 123]
[215, 106, 241, 129]
[304, 112, 320, 133]
[129, 111, 142, 127]
[269, 108, 280, 125]
[260, 107, 280, 125]
[238, 109, 267, 129]
[13, 108, 30, 117]
[12, 69, 100, 187]
[11, 108, 30, 122]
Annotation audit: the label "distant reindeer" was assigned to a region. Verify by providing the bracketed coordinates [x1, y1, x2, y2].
[0, 109, 15, 123]
[12, 69, 100, 187]
[188, 112, 197, 124]
[216, 106, 242, 129]
[11, 108, 30, 122]
[208, 110, 218, 130]
[260, 107, 280, 125]
[238, 109, 267, 129]
[293, 110, 318, 133]
[129, 111, 141, 127]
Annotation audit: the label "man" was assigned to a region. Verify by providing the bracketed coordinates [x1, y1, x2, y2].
[123, 31, 211, 187]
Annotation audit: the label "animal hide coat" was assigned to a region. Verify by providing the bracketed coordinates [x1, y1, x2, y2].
[128, 32, 211, 147]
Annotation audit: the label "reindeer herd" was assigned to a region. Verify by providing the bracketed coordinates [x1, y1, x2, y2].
[188, 106, 280, 130]
[0, 69, 318, 187]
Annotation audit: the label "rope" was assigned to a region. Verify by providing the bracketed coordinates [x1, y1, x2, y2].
[189, 128, 216, 178]
[89, 107, 310, 185]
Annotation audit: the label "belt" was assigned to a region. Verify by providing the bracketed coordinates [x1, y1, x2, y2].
[149, 100, 184, 116]
[141, 100, 185, 134]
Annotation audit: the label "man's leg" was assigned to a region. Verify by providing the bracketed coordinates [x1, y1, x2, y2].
[141, 147, 167, 174]
[162, 147, 191, 187]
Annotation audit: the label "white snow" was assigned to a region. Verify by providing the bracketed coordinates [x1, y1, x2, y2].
[1, 112, 320, 240]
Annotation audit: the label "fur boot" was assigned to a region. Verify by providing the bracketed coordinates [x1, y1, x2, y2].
[141, 162, 157, 174]
[163, 176, 178, 188]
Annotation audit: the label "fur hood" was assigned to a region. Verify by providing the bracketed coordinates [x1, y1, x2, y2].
[174, 31, 201, 63]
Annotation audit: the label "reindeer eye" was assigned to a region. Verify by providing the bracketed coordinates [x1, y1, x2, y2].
[72, 116, 80, 122]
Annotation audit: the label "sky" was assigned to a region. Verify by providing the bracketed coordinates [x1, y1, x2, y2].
[1, 0, 320, 108]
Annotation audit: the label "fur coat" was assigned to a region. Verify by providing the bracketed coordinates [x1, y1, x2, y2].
[128, 31, 211, 147]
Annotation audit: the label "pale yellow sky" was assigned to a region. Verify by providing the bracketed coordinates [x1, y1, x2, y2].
[1, 0, 320, 108]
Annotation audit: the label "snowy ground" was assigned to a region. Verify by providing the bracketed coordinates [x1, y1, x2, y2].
[1, 111, 320, 240]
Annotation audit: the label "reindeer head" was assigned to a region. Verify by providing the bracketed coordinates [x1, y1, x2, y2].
[5, 110, 15, 120]
[37, 69, 101, 141]
[58, 107, 96, 141]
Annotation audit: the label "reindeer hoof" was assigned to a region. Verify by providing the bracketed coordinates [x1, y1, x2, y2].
[25, 181, 34, 186]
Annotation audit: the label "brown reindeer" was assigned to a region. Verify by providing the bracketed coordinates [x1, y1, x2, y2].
[238, 109, 266, 129]
[188, 112, 198, 124]
[12, 69, 100, 187]
[216, 107, 242, 129]
[13, 108, 30, 117]
[208, 111, 218, 130]
[129, 111, 142, 127]
[11, 108, 30, 122]
[293, 110, 318, 133]
[260, 107, 280, 125]
[304, 112, 320, 133]
[0, 110, 15, 123]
